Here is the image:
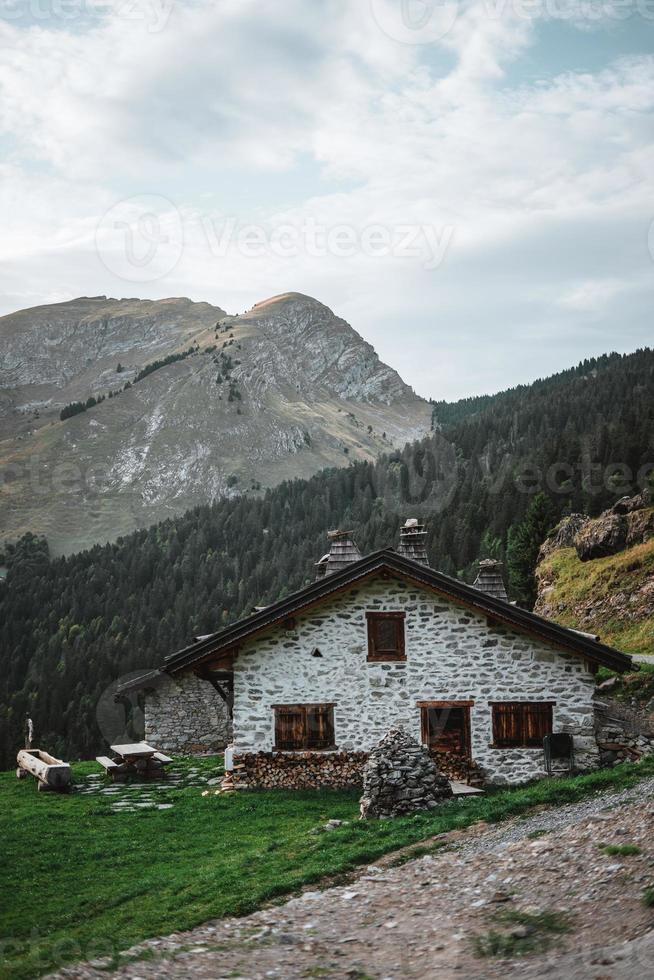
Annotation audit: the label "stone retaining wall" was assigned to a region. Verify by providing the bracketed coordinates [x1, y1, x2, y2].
[595, 697, 654, 766]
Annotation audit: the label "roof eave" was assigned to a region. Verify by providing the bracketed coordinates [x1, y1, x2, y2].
[162, 549, 632, 677]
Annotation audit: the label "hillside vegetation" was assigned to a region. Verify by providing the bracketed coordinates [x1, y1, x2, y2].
[535, 520, 654, 656]
[1, 348, 653, 765]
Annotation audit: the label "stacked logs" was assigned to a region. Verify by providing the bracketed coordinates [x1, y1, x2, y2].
[432, 749, 486, 787]
[230, 751, 367, 790]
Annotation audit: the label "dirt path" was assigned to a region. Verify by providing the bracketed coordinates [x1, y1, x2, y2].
[54, 782, 654, 980]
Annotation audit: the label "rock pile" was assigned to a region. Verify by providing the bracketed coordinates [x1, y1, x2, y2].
[359, 728, 452, 819]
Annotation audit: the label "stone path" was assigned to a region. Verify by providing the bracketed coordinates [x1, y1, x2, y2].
[74, 762, 222, 813]
[53, 778, 654, 980]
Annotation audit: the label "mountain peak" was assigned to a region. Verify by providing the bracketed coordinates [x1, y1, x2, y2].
[249, 291, 320, 312]
[231, 292, 413, 404]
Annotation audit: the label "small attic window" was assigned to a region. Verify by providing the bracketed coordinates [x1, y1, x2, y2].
[366, 611, 406, 662]
[311, 647, 323, 658]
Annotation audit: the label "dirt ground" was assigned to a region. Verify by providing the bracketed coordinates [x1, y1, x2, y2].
[54, 783, 654, 980]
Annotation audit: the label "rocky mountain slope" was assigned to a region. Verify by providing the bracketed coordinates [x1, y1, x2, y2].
[535, 493, 654, 656]
[0, 292, 430, 553]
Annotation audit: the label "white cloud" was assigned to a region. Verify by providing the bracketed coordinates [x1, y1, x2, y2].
[558, 277, 628, 312]
[0, 0, 653, 399]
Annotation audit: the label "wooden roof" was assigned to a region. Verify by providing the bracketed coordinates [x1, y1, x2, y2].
[162, 549, 633, 677]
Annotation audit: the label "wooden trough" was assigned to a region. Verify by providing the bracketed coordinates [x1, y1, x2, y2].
[17, 749, 72, 793]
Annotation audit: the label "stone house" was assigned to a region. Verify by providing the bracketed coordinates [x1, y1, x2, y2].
[126, 523, 632, 788]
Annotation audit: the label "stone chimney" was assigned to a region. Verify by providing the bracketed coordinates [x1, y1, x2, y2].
[473, 559, 508, 602]
[315, 530, 362, 578]
[397, 518, 430, 566]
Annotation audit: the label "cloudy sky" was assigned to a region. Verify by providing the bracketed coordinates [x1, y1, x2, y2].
[1, 0, 653, 399]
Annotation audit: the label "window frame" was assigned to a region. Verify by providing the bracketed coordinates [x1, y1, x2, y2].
[490, 701, 554, 749]
[272, 702, 336, 752]
[366, 611, 406, 662]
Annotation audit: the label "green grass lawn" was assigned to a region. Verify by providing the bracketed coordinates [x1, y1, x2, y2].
[2, 755, 654, 979]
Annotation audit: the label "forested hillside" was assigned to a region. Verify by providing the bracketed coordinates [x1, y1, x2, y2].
[1, 348, 653, 766]
[432, 349, 654, 570]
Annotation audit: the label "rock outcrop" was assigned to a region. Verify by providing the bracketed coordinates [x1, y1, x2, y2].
[574, 512, 627, 562]
[538, 513, 588, 561]
[359, 728, 452, 819]
[539, 494, 654, 566]
[613, 490, 652, 515]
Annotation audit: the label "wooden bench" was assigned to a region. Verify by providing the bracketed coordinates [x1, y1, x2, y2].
[96, 755, 120, 777]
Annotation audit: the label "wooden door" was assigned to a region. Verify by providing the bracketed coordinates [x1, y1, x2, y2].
[421, 705, 471, 758]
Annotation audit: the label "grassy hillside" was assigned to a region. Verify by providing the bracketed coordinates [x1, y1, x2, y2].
[535, 532, 654, 656]
[3, 756, 654, 979]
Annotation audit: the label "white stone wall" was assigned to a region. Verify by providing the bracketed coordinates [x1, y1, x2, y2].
[145, 672, 232, 754]
[232, 574, 599, 784]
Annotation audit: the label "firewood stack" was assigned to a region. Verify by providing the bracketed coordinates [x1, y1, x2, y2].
[229, 751, 367, 790]
[220, 769, 236, 794]
[433, 749, 486, 787]
[220, 759, 252, 793]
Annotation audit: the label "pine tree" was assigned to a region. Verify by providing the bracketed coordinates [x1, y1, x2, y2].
[506, 492, 556, 608]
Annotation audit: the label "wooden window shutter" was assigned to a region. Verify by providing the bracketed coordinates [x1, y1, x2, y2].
[274, 704, 336, 750]
[275, 707, 305, 750]
[306, 704, 335, 749]
[492, 703, 520, 747]
[524, 703, 553, 746]
[492, 702, 553, 748]
[366, 612, 406, 662]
